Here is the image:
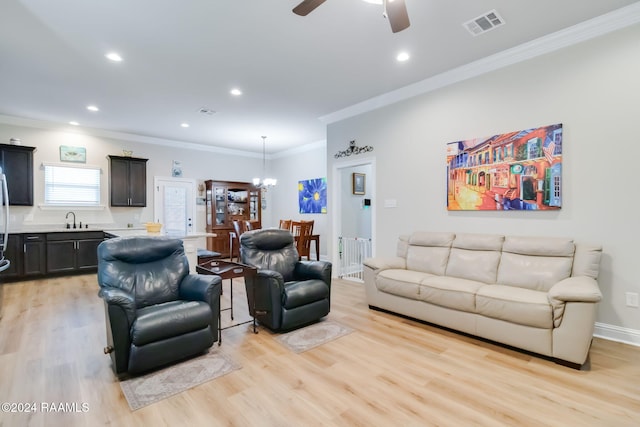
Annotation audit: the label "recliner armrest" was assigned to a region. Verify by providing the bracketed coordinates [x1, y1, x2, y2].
[98, 287, 136, 324]
[252, 269, 285, 293]
[294, 261, 332, 285]
[179, 274, 222, 305]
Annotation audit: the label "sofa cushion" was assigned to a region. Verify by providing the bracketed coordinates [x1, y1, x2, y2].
[497, 252, 573, 292]
[377, 269, 431, 299]
[497, 235, 575, 292]
[418, 276, 484, 312]
[445, 248, 501, 284]
[502, 236, 575, 257]
[406, 232, 454, 275]
[445, 233, 503, 283]
[476, 285, 553, 329]
[452, 233, 504, 251]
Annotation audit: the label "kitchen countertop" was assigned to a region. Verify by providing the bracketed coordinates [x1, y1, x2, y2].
[10, 225, 215, 239]
[10, 224, 145, 233]
[105, 229, 215, 239]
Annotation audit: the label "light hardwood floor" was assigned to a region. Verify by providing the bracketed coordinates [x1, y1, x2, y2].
[0, 274, 639, 427]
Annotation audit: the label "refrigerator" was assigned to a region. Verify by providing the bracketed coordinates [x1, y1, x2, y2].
[0, 166, 8, 320]
[0, 166, 9, 273]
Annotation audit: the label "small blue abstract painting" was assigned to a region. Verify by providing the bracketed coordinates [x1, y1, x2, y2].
[298, 178, 327, 214]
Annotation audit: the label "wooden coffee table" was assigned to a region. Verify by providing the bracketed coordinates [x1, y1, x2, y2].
[196, 259, 258, 344]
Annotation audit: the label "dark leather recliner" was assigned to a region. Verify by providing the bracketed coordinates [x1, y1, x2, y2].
[240, 228, 332, 331]
[97, 237, 222, 375]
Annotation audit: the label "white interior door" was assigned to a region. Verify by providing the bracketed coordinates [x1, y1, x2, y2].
[154, 177, 196, 236]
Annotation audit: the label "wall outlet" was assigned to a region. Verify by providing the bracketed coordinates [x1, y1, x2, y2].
[625, 292, 639, 308]
[24, 213, 34, 222]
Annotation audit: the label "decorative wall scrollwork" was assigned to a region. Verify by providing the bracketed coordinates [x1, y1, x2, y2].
[334, 140, 373, 159]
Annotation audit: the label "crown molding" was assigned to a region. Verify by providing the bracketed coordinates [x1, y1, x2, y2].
[0, 113, 324, 160]
[0, 114, 275, 159]
[320, 2, 640, 125]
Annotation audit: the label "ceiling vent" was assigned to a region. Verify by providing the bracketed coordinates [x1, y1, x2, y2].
[463, 10, 505, 36]
[198, 107, 216, 116]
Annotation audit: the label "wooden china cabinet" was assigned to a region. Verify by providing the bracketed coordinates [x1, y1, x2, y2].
[205, 180, 261, 257]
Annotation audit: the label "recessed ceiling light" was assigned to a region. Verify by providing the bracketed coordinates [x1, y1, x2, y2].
[230, 88, 242, 96]
[69, 121, 79, 126]
[396, 51, 410, 62]
[105, 52, 123, 62]
[86, 105, 99, 112]
[181, 123, 190, 128]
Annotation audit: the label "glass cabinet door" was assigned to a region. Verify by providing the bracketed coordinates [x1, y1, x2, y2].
[215, 187, 226, 226]
[206, 187, 212, 227]
[249, 189, 259, 220]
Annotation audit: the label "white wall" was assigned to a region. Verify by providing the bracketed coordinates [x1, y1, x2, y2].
[269, 141, 328, 258]
[327, 24, 640, 340]
[340, 164, 371, 239]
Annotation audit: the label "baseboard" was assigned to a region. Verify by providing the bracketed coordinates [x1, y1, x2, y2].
[594, 322, 640, 347]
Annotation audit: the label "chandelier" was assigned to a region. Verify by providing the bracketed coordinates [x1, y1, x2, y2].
[253, 136, 277, 189]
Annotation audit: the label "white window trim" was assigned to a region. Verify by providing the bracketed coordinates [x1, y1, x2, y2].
[40, 162, 106, 210]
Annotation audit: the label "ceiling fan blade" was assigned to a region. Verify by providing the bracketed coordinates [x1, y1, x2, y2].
[385, 0, 410, 33]
[292, 0, 327, 16]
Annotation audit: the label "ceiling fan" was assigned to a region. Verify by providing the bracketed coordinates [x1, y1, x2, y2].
[293, 0, 410, 33]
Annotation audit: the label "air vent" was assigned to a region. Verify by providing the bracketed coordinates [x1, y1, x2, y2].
[463, 10, 505, 36]
[198, 107, 216, 116]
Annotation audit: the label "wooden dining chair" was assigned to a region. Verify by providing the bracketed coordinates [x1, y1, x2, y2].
[279, 219, 292, 230]
[229, 220, 243, 262]
[291, 220, 314, 260]
[244, 219, 257, 231]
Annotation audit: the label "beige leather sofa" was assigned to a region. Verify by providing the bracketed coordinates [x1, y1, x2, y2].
[363, 232, 602, 367]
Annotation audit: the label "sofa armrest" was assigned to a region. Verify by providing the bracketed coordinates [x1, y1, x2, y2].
[548, 276, 602, 328]
[363, 256, 406, 271]
[548, 276, 602, 303]
[98, 287, 136, 324]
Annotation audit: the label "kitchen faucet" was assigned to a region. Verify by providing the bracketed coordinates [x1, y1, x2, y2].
[65, 211, 76, 229]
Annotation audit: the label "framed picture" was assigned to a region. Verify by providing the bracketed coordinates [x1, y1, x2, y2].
[172, 160, 183, 177]
[298, 178, 327, 214]
[59, 145, 86, 163]
[446, 123, 562, 211]
[352, 173, 365, 195]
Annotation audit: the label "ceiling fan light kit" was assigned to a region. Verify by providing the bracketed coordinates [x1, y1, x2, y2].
[293, 0, 410, 33]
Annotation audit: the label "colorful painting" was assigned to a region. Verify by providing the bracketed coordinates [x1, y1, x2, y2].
[298, 178, 327, 214]
[447, 123, 562, 211]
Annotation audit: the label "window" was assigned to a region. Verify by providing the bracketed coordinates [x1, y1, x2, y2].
[44, 164, 101, 206]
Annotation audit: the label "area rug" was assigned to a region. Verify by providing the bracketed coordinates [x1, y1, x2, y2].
[120, 350, 240, 411]
[275, 319, 354, 353]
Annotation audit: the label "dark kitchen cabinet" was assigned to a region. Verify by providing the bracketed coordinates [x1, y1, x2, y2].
[22, 233, 46, 276]
[0, 233, 46, 280]
[108, 155, 148, 207]
[46, 231, 104, 274]
[0, 234, 23, 279]
[0, 143, 35, 206]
